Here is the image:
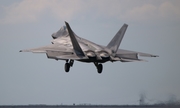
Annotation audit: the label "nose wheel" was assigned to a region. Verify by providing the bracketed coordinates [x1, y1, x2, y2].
[94, 62, 103, 74]
[64, 60, 74, 72]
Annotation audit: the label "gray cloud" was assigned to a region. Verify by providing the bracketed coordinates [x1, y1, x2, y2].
[0, 0, 180, 24]
[0, 0, 84, 24]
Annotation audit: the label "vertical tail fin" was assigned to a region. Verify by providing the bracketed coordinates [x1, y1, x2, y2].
[107, 24, 128, 53]
[65, 21, 85, 57]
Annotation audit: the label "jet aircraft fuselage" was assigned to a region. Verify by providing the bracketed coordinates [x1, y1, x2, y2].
[20, 22, 158, 73]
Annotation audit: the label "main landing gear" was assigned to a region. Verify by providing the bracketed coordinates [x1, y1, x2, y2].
[64, 60, 103, 74]
[94, 62, 103, 74]
[64, 60, 74, 72]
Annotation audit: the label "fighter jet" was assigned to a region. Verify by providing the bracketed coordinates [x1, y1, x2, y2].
[20, 22, 158, 74]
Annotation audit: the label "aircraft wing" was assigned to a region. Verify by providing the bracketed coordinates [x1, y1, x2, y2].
[20, 44, 88, 60]
[19, 44, 67, 53]
[115, 49, 158, 62]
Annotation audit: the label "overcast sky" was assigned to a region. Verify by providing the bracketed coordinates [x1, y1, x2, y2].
[0, 0, 180, 105]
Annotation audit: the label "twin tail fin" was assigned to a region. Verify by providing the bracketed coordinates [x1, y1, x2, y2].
[107, 24, 128, 54]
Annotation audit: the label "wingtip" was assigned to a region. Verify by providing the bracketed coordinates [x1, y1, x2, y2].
[152, 55, 159, 57]
[19, 49, 30, 52]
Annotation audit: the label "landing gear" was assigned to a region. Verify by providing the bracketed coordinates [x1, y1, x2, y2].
[97, 64, 103, 73]
[65, 63, 70, 72]
[64, 59, 74, 72]
[94, 62, 103, 74]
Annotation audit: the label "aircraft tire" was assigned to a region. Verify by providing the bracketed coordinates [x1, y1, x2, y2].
[97, 64, 103, 74]
[65, 63, 70, 72]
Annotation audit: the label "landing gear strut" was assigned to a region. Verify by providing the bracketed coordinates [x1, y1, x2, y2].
[94, 62, 103, 74]
[64, 59, 74, 72]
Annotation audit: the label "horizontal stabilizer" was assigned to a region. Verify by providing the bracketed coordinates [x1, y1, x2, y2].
[116, 49, 159, 58]
[120, 58, 147, 62]
[139, 53, 159, 57]
[56, 55, 87, 60]
[46, 50, 88, 60]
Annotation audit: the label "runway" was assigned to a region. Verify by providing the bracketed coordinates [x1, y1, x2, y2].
[1, 105, 180, 108]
